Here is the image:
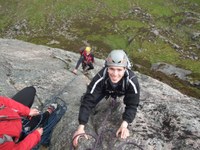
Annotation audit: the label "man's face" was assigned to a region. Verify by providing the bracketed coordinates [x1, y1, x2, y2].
[107, 66, 126, 83]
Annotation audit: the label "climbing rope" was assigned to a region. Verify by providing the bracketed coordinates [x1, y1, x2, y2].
[22, 113, 43, 135]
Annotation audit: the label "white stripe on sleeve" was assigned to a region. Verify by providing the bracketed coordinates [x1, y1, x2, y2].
[90, 77, 104, 94]
[129, 79, 138, 94]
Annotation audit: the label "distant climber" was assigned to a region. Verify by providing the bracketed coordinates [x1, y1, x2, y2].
[72, 46, 94, 75]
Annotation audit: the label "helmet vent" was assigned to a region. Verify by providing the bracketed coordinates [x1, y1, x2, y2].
[105, 50, 129, 67]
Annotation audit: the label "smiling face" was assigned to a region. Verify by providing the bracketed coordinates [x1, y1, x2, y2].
[107, 66, 126, 83]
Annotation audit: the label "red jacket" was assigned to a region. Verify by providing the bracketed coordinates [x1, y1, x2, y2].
[82, 50, 94, 64]
[0, 96, 41, 150]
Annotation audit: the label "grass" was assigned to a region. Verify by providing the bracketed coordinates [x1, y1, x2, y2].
[103, 35, 127, 50]
[118, 20, 148, 29]
[0, 1, 18, 29]
[131, 40, 180, 64]
[100, 0, 134, 16]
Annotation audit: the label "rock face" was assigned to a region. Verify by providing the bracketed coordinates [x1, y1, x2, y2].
[151, 62, 192, 81]
[0, 39, 199, 150]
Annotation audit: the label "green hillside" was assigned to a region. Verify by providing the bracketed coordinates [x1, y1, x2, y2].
[0, 0, 200, 98]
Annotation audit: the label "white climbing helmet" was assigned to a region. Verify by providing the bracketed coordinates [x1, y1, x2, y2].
[105, 50, 130, 68]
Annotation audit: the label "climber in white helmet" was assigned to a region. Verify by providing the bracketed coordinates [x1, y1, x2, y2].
[72, 49, 140, 147]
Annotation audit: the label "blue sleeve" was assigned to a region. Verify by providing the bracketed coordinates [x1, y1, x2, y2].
[75, 56, 84, 69]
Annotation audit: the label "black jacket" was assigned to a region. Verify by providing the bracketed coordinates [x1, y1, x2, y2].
[78, 67, 140, 125]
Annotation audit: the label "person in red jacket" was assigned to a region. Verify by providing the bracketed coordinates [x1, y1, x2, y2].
[72, 46, 94, 75]
[0, 86, 57, 150]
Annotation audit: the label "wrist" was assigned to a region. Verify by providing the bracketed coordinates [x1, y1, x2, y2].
[78, 124, 85, 131]
[121, 121, 128, 128]
[28, 109, 31, 116]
